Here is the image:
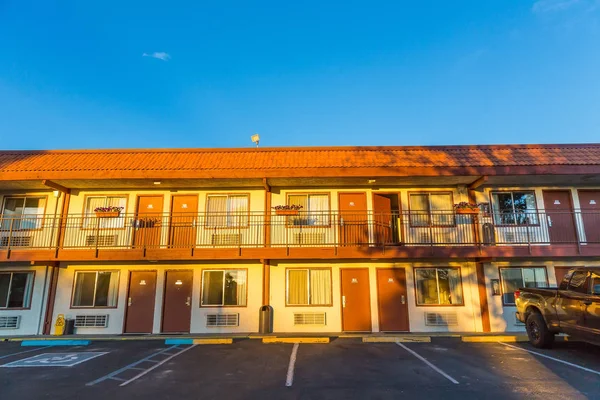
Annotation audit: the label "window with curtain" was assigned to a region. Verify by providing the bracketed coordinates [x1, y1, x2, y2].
[72, 271, 119, 307]
[201, 269, 247, 306]
[83, 196, 127, 228]
[286, 268, 331, 305]
[206, 195, 249, 227]
[409, 193, 454, 227]
[500, 267, 547, 305]
[1, 197, 46, 230]
[0, 272, 34, 308]
[491, 191, 538, 225]
[415, 267, 463, 305]
[287, 194, 330, 226]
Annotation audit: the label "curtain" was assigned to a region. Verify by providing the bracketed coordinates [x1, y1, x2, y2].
[309, 195, 329, 225]
[203, 271, 224, 305]
[309, 269, 330, 305]
[410, 194, 429, 226]
[228, 196, 249, 227]
[84, 197, 106, 228]
[430, 194, 453, 226]
[447, 269, 463, 305]
[74, 272, 96, 307]
[107, 271, 119, 307]
[415, 269, 438, 305]
[288, 195, 308, 225]
[288, 269, 308, 305]
[207, 196, 227, 227]
[23, 198, 45, 229]
[500, 268, 524, 304]
[523, 267, 546, 288]
[227, 270, 247, 306]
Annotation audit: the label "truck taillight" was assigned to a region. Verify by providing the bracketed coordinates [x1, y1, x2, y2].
[514, 290, 521, 300]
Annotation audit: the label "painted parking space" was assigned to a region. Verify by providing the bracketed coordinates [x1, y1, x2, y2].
[0, 338, 599, 399]
[1, 352, 107, 367]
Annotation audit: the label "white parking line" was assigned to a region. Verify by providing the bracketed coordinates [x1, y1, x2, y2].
[0, 347, 44, 361]
[396, 342, 459, 384]
[119, 345, 197, 387]
[498, 342, 600, 377]
[285, 343, 299, 387]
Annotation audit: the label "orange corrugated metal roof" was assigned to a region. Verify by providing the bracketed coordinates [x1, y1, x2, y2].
[1, 144, 600, 180]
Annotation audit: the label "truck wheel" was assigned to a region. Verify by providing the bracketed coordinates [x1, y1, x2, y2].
[526, 312, 555, 348]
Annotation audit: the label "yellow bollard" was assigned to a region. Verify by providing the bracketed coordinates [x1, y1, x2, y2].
[53, 314, 65, 336]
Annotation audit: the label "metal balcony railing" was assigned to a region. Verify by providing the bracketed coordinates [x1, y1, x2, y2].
[0, 210, 599, 251]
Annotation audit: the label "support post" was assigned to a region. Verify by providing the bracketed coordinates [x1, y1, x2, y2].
[43, 262, 60, 335]
[475, 262, 491, 333]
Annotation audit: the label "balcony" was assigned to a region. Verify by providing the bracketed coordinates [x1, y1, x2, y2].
[1, 210, 600, 262]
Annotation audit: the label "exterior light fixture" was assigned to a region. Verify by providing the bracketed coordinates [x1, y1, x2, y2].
[153, 181, 161, 185]
[368, 179, 376, 184]
[251, 134, 260, 147]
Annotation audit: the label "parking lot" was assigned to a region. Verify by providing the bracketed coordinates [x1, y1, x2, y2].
[1, 338, 599, 399]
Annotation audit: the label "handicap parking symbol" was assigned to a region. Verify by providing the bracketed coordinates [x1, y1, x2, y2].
[1, 352, 107, 368]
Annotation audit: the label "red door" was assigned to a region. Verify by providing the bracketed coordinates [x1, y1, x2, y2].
[376, 269, 409, 331]
[578, 191, 600, 244]
[169, 195, 198, 248]
[339, 193, 368, 245]
[133, 196, 164, 248]
[373, 194, 395, 245]
[124, 271, 157, 333]
[162, 270, 193, 333]
[341, 269, 371, 331]
[543, 191, 577, 244]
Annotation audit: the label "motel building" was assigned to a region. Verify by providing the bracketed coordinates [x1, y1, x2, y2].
[1, 144, 600, 337]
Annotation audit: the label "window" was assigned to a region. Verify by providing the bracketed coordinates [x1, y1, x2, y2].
[591, 272, 600, 295]
[491, 191, 538, 225]
[568, 271, 590, 294]
[287, 194, 330, 226]
[415, 268, 463, 305]
[409, 193, 454, 227]
[286, 268, 331, 306]
[201, 270, 247, 306]
[1, 197, 46, 230]
[72, 271, 119, 307]
[83, 196, 127, 228]
[0, 272, 34, 309]
[500, 267, 547, 305]
[206, 195, 249, 227]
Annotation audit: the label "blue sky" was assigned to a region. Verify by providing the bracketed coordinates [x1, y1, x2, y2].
[1, 0, 599, 150]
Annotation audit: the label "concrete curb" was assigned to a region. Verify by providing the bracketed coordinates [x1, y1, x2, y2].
[165, 338, 233, 345]
[21, 340, 91, 347]
[262, 337, 330, 344]
[362, 336, 431, 343]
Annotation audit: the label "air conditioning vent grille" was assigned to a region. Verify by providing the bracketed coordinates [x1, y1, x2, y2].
[294, 312, 326, 325]
[0, 316, 20, 329]
[206, 313, 239, 327]
[211, 234, 241, 246]
[0, 236, 32, 247]
[75, 314, 108, 328]
[294, 233, 325, 245]
[85, 235, 117, 247]
[425, 312, 458, 326]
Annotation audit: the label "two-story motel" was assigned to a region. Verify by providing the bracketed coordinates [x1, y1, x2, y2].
[1, 144, 600, 336]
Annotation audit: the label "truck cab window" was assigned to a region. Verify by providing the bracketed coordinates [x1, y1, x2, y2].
[568, 271, 590, 294]
[591, 273, 600, 295]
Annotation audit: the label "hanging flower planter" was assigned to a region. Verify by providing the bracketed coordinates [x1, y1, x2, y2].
[275, 209, 300, 216]
[454, 202, 480, 215]
[272, 204, 303, 216]
[94, 206, 124, 218]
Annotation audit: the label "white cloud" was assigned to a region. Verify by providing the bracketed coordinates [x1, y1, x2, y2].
[532, 0, 582, 13]
[142, 52, 171, 61]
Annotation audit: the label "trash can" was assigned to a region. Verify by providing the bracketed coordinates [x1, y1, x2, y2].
[63, 319, 75, 335]
[482, 223, 496, 246]
[259, 305, 273, 334]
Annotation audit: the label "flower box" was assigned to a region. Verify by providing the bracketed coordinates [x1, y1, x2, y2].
[275, 209, 300, 216]
[95, 211, 121, 218]
[455, 208, 479, 215]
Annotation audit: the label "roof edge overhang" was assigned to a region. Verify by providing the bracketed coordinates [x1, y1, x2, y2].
[2, 165, 599, 182]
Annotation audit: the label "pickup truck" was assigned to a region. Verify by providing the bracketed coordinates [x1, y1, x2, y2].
[515, 267, 600, 348]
